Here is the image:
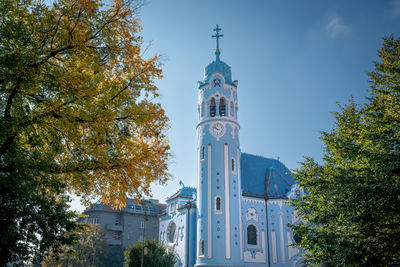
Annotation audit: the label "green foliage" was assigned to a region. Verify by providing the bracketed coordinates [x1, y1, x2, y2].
[290, 35, 400, 266]
[0, 0, 170, 264]
[104, 245, 125, 267]
[41, 224, 108, 267]
[124, 239, 176, 267]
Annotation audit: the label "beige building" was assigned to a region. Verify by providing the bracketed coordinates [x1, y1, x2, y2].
[82, 198, 166, 247]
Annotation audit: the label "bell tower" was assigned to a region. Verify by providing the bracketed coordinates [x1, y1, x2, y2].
[195, 25, 243, 267]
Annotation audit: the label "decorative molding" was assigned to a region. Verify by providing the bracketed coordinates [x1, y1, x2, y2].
[237, 148, 243, 260]
[271, 230, 278, 263]
[207, 144, 212, 259]
[279, 212, 286, 264]
[242, 196, 266, 205]
[287, 231, 299, 259]
[224, 144, 231, 259]
[230, 125, 237, 139]
[246, 207, 258, 222]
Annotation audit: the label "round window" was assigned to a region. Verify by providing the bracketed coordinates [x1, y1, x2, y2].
[167, 222, 177, 243]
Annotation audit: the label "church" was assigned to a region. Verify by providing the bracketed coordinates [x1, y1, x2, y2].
[159, 26, 303, 267]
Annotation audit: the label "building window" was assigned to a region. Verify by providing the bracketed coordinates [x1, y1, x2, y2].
[215, 196, 221, 213]
[87, 217, 99, 224]
[115, 231, 122, 240]
[115, 214, 120, 225]
[199, 239, 205, 256]
[167, 222, 177, 243]
[231, 157, 236, 173]
[230, 101, 234, 117]
[201, 101, 205, 118]
[201, 146, 205, 160]
[139, 221, 144, 228]
[219, 97, 226, 116]
[247, 224, 257, 245]
[169, 203, 176, 215]
[210, 98, 216, 117]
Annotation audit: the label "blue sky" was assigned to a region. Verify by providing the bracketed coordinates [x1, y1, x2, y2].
[71, 0, 400, 211]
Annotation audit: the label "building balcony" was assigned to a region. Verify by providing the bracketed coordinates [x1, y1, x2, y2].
[106, 224, 123, 231]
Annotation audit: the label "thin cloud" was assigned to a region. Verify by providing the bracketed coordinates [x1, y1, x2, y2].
[326, 14, 350, 37]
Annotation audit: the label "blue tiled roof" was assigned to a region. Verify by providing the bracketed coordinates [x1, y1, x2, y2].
[240, 153, 295, 199]
[203, 56, 233, 84]
[167, 186, 196, 201]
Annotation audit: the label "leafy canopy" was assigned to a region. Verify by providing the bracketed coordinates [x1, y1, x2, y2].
[124, 239, 176, 267]
[41, 224, 108, 267]
[290, 35, 400, 266]
[0, 0, 170, 264]
[0, 0, 171, 206]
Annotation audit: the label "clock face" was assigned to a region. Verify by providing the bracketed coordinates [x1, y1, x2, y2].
[210, 122, 225, 139]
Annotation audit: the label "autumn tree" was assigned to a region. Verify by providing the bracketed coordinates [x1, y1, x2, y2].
[0, 0, 170, 264]
[290, 35, 400, 266]
[41, 224, 108, 267]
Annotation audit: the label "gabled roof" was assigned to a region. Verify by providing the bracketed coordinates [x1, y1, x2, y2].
[240, 152, 295, 199]
[167, 186, 196, 202]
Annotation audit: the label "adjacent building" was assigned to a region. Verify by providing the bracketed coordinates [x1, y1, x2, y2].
[83, 198, 166, 247]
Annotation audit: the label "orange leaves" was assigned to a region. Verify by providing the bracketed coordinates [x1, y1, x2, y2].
[1, 0, 170, 208]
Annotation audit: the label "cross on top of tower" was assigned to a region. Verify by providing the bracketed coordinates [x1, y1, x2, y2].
[212, 25, 223, 52]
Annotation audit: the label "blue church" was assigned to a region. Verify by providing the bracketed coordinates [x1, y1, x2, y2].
[159, 26, 303, 267]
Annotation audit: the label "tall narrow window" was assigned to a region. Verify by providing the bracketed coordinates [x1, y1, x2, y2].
[231, 158, 236, 173]
[201, 146, 205, 160]
[200, 239, 205, 256]
[216, 197, 221, 211]
[210, 98, 216, 117]
[247, 225, 257, 245]
[219, 97, 226, 116]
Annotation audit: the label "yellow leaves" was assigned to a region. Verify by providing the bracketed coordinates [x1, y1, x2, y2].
[1, 0, 170, 209]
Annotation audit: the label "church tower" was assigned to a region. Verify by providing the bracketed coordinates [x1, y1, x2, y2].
[195, 26, 243, 267]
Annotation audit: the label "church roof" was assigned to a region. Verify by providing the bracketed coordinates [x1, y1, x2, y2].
[167, 186, 196, 202]
[240, 153, 296, 199]
[203, 55, 233, 85]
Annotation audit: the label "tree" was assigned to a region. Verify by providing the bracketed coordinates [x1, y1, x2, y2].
[0, 0, 170, 264]
[290, 35, 400, 266]
[41, 224, 107, 267]
[124, 239, 176, 267]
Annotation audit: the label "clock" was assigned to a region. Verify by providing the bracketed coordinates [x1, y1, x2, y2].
[210, 122, 225, 139]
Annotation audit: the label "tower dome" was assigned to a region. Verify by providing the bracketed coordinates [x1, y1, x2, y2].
[203, 51, 233, 84]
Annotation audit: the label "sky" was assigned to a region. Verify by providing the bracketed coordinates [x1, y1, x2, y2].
[71, 0, 400, 211]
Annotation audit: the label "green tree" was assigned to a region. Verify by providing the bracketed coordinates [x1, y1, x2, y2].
[290, 35, 400, 266]
[124, 239, 176, 267]
[42, 224, 107, 267]
[0, 0, 170, 264]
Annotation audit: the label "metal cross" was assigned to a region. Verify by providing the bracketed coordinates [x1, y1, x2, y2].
[212, 25, 223, 49]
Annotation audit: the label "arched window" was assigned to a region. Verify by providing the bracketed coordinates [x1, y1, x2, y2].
[200, 146, 205, 160]
[216, 196, 221, 211]
[210, 98, 216, 117]
[247, 224, 257, 245]
[199, 239, 205, 256]
[219, 97, 226, 116]
[230, 101, 234, 117]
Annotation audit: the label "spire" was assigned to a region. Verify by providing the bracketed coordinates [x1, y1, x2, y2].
[212, 25, 223, 61]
